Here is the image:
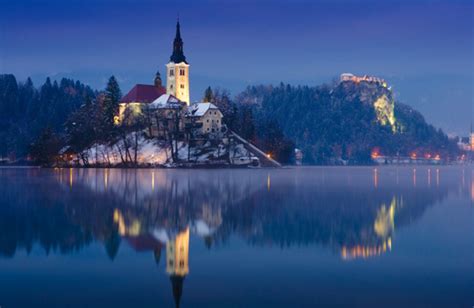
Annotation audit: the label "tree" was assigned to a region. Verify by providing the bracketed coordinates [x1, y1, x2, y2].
[256, 119, 294, 164]
[29, 127, 63, 166]
[0, 74, 94, 162]
[203, 86, 213, 102]
[236, 104, 256, 142]
[65, 95, 99, 165]
[101, 76, 122, 138]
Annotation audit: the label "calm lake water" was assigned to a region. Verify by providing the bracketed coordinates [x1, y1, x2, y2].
[0, 166, 472, 307]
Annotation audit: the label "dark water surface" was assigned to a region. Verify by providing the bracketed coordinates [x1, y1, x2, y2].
[0, 166, 472, 307]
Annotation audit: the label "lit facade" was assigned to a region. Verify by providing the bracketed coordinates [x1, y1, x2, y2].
[340, 72, 388, 87]
[166, 227, 190, 277]
[166, 21, 190, 105]
[187, 102, 223, 134]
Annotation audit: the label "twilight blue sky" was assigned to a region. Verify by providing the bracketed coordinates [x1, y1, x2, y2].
[0, 0, 472, 134]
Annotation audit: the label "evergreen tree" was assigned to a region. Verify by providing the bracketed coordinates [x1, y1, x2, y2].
[203, 86, 213, 102]
[0, 74, 96, 162]
[29, 127, 63, 166]
[101, 76, 122, 137]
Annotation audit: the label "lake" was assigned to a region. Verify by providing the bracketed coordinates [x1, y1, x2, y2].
[0, 166, 472, 307]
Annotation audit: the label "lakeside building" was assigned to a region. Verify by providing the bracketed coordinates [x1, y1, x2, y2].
[186, 102, 223, 135]
[117, 20, 218, 134]
[117, 73, 167, 124]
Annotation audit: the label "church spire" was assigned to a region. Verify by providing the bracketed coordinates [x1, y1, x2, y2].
[170, 20, 187, 64]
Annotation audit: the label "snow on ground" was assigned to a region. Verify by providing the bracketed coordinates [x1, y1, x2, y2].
[79, 134, 169, 166]
[73, 131, 257, 167]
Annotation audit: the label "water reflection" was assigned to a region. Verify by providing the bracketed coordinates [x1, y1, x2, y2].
[1, 168, 467, 258]
[0, 167, 470, 306]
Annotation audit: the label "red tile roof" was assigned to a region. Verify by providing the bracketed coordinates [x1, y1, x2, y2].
[125, 234, 164, 251]
[120, 84, 166, 104]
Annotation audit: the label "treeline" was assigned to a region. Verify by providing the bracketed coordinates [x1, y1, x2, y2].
[209, 82, 459, 164]
[0, 74, 95, 160]
[0, 73, 459, 165]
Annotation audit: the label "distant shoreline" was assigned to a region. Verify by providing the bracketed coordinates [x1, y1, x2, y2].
[1, 163, 470, 169]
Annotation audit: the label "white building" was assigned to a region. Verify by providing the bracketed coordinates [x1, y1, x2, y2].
[187, 102, 223, 134]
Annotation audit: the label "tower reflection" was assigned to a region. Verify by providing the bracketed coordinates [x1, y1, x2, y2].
[0, 167, 465, 305]
[167, 228, 190, 308]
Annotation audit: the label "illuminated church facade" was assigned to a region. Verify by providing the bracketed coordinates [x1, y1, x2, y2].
[117, 21, 190, 123]
[117, 20, 224, 136]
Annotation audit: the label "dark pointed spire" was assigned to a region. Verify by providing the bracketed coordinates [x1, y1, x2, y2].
[170, 275, 185, 308]
[170, 20, 187, 64]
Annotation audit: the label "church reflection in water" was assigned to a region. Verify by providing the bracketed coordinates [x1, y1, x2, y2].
[114, 207, 191, 307]
[0, 167, 469, 306]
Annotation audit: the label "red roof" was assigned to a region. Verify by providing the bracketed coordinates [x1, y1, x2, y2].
[125, 234, 164, 252]
[120, 84, 166, 104]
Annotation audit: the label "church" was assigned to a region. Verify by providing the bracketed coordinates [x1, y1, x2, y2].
[117, 20, 223, 136]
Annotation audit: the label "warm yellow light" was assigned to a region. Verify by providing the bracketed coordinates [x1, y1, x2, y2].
[104, 169, 108, 189]
[166, 227, 190, 277]
[373, 168, 378, 188]
[151, 171, 155, 191]
[371, 149, 380, 159]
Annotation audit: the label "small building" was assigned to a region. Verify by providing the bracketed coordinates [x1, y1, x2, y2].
[294, 148, 303, 165]
[186, 102, 223, 135]
[58, 146, 77, 165]
[148, 94, 187, 138]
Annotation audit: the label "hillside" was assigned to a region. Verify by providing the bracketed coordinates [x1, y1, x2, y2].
[231, 79, 458, 164]
[0, 73, 459, 165]
[0, 74, 95, 161]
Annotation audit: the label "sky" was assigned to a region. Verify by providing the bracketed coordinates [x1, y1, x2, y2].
[0, 0, 473, 135]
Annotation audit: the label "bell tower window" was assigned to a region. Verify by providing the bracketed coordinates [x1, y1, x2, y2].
[180, 69, 185, 76]
[169, 69, 174, 77]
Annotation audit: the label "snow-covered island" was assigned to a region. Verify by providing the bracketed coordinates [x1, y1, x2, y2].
[54, 21, 281, 169]
[60, 129, 278, 168]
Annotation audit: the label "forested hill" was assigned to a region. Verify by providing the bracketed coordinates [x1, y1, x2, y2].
[0, 73, 459, 165]
[0, 74, 95, 160]
[228, 80, 458, 164]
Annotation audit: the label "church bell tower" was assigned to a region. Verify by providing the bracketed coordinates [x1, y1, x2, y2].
[166, 20, 190, 105]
